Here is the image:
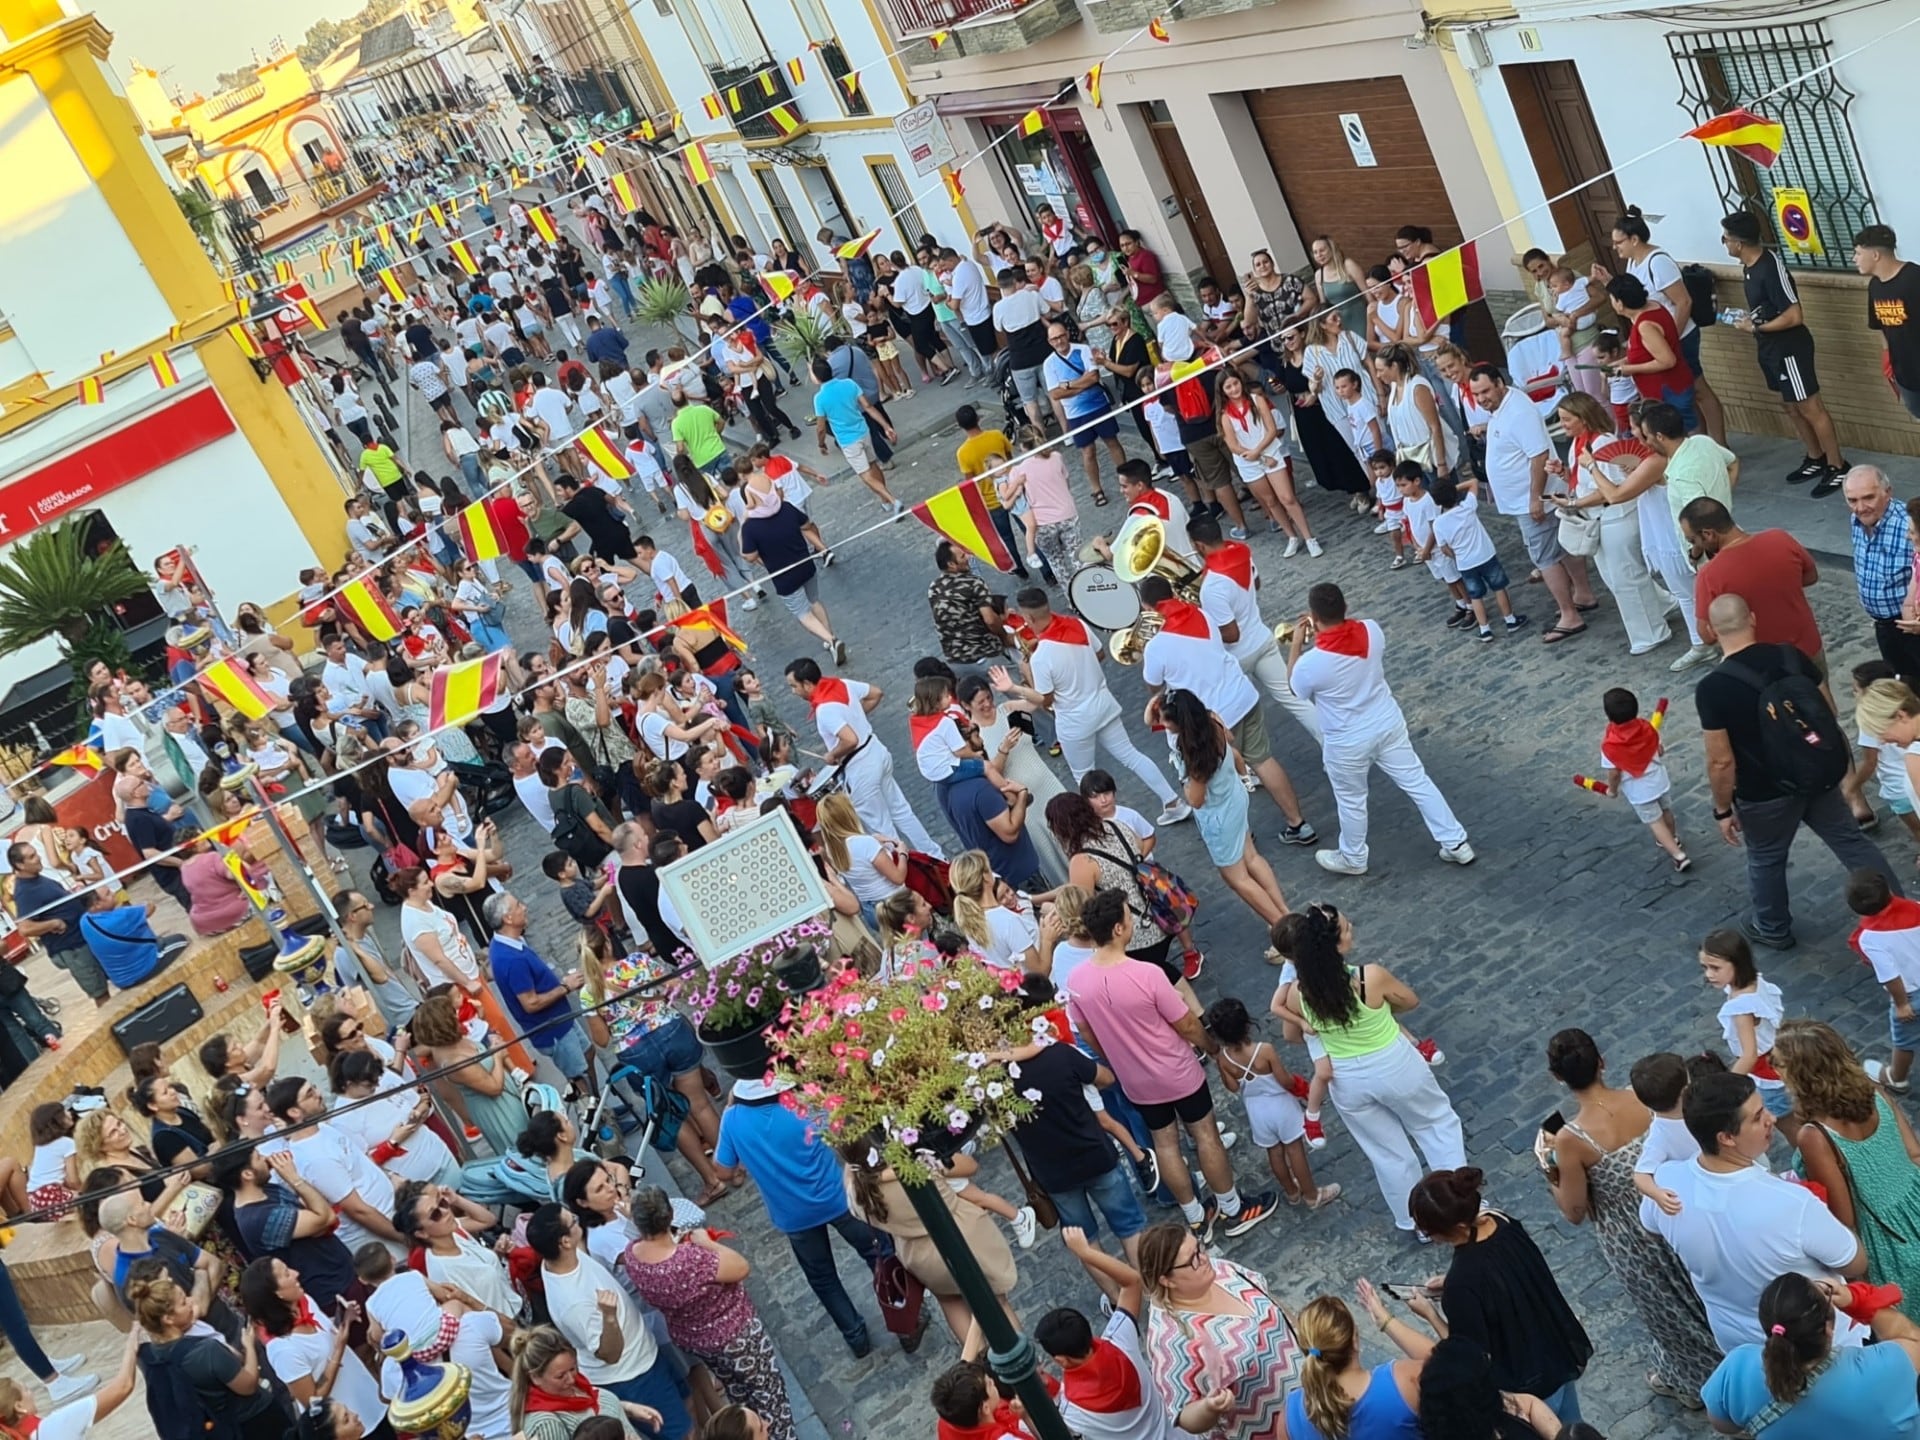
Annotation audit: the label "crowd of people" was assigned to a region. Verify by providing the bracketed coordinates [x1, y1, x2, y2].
[13, 148, 1920, 1440]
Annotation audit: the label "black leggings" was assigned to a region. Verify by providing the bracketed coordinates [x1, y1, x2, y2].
[743, 385, 796, 443]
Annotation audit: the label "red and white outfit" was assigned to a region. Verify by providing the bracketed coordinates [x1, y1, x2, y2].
[1851, 897, 1920, 1039]
[1567, 432, 1683, 654]
[1289, 618, 1467, 868]
[911, 703, 973, 783]
[1220, 396, 1288, 484]
[1028, 613, 1179, 806]
[1056, 1309, 1171, 1440]
[1196, 543, 1320, 740]
[1139, 599, 1260, 732]
[810, 676, 944, 858]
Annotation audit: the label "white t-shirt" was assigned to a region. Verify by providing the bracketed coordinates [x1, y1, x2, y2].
[840, 833, 899, 903]
[1343, 392, 1383, 461]
[1429, 493, 1496, 571]
[891, 266, 932, 315]
[1648, 1160, 1863, 1352]
[637, 709, 686, 763]
[527, 386, 576, 441]
[1288, 619, 1404, 742]
[914, 714, 968, 783]
[980, 903, 1040, 971]
[1628, 249, 1694, 337]
[1111, 805, 1154, 844]
[400, 901, 481, 989]
[1634, 1114, 1700, 1228]
[542, 1251, 656, 1384]
[948, 260, 991, 326]
[285, 1122, 403, 1258]
[1058, 1309, 1174, 1440]
[585, 1213, 640, 1288]
[812, 678, 876, 755]
[422, 1230, 520, 1319]
[1029, 619, 1119, 737]
[36, 1398, 96, 1440]
[1401, 490, 1440, 548]
[325, 1091, 456, 1183]
[381, 1310, 511, 1440]
[483, 319, 515, 354]
[1862, 732, 1916, 806]
[992, 288, 1046, 341]
[515, 772, 557, 832]
[1481, 394, 1555, 516]
[1600, 747, 1670, 808]
[268, 1311, 387, 1434]
[322, 654, 370, 703]
[1855, 910, 1920, 996]
[1140, 612, 1258, 730]
[1144, 399, 1184, 457]
[1718, 979, 1786, 1093]
[28, 1135, 74, 1191]
[649, 550, 691, 604]
[1197, 564, 1267, 667]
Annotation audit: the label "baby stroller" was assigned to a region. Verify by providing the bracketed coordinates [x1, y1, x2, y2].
[989, 348, 1028, 437]
[585, 1060, 689, 1182]
[1501, 304, 1572, 442]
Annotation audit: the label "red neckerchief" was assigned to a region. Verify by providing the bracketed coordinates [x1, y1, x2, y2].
[523, 1375, 601, 1415]
[1041, 216, 1066, 245]
[765, 455, 794, 480]
[1602, 718, 1660, 778]
[1063, 1337, 1145, 1414]
[1223, 396, 1253, 425]
[1129, 489, 1171, 521]
[909, 713, 948, 750]
[937, 1402, 1040, 1440]
[1202, 543, 1253, 591]
[1313, 619, 1370, 658]
[808, 676, 851, 711]
[1850, 897, 1920, 963]
[1037, 614, 1091, 648]
[258, 1295, 319, 1343]
[1150, 597, 1212, 640]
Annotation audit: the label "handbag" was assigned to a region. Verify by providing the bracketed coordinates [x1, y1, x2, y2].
[374, 797, 421, 875]
[162, 1182, 223, 1241]
[1394, 439, 1434, 471]
[873, 1253, 927, 1338]
[1555, 503, 1602, 557]
[1084, 825, 1198, 936]
[1001, 1137, 1058, 1230]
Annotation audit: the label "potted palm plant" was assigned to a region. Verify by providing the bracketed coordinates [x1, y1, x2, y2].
[633, 276, 700, 345]
[770, 309, 845, 369]
[0, 518, 150, 722]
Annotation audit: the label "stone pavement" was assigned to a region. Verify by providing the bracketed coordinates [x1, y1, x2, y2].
[209, 241, 1920, 1440]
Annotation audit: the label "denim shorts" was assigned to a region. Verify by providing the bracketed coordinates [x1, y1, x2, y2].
[1048, 1161, 1146, 1242]
[1891, 1006, 1920, 1055]
[1758, 1081, 1792, 1118]
[619, 1015, 704, 1083]
[1458, 555, 1510, 601]
[540, 1022, 591, 1081]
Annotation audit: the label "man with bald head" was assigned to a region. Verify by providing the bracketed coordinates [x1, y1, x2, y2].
[1846, 463, 1920, 679]
[1696, 592, 1900, 950]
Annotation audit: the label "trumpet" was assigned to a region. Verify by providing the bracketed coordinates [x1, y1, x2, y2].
[1110, 605, 1165, 665]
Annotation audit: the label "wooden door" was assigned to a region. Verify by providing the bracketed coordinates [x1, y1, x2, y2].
[1500, 61, 1626, 269]
[1146, 112, 1234, 286]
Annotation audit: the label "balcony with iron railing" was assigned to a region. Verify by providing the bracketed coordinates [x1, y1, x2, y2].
[706, 61, 810, 146]
[885, 0, 1081, 64]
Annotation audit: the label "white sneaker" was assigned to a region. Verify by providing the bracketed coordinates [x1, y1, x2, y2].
[43, 1355, 85, 1376]
[1156, 800, 1193, 825]
[1219, 1130, 1238, 1152]
[1026, 553, 1044, 571]
[1372, 519, 1396, 535]
[1282, 537, 1302, 559]
[740, 595, 759, 611]
[1670, 642, 1717, 672]
[1315, 849, 1368, 876]
[1305, 538, 1324, 558]
[887, 499, 905, 518]
[1011, 1204, 1038, 1249]
[1867, 1059, 1912, 1093]
[1438, 841, 1477, 866]
[45, 1373, 99, 1406]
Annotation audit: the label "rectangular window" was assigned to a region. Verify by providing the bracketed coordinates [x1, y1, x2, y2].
[1668, 20, 1878, 272]
[674, 0, 725, 68]
[755, 167, 809, 254]
[785, 0, 870, 116]
[868, 159, 928, 256]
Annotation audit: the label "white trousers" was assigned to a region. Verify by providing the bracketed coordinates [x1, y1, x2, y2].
[1322, 718, 1466, 866]
[1594, 504, 1671, 652]
[1328, 1037, 1467, 1226]
[1244, 640, 1323, 743]
[1058, 705, 1178, 806]
[1646, 549, 1704, 646]
[847, 747, 944, 859]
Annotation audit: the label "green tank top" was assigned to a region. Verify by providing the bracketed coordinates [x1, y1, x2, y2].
[1298, 965, 1399, 1058]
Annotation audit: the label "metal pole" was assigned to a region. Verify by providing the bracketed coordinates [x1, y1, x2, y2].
[900, 1177, 1074, 1440]
[243, 773, 353, 960]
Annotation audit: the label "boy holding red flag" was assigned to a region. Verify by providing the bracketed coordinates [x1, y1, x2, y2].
[1598, 686, 1689, 872]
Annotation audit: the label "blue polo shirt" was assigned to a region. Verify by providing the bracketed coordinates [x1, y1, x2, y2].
[488, 933, 576, 1052]
[813, 377, 869, 447]
[727, 294, 772, 346]
[78, 905, 162, 987]
[715, 1096, 847, 1232]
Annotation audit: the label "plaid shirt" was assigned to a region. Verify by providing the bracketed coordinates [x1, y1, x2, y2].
[1851, 510, 1915, 619]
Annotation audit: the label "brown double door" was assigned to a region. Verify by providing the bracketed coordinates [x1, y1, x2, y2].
[1501, 60, 1626, 270]
[1145, 112, 1235, 287]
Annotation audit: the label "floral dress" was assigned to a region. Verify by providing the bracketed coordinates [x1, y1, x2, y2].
[1146, 1258, 1300, 1440]
[1562, 1120, 1720, 1395]
[624, 1241, 796, 1440]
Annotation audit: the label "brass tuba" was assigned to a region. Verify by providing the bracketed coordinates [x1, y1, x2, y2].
[1111, 513, 1203, 599]
[1109, 604, 1164, 664]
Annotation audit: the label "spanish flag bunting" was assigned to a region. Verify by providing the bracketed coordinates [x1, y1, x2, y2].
[296, 297, 327, 330]
[318, 241, 336, 268]
[528, 206, 558, 245]
[683, 143, 715, 187]
[150, 352, 181, 389]
[638, 118, 656, 141]
[610, 172, 639, 214]
[236, 295, 252, 318]
[408, 213, 425, 243]
[378, 268, 408, 304]
[1686, 107, 1785, 168]
[202, 809, 260, 850]
[228, 323, 260, 360]
[702, 92, 723, 120]
[509, 166, 523, 188]
[336, 577, 401, 642]
[167, 322, 185, 341]
[376, 222, 396, 251]
[99, 350, 114, 366]
[274, 259, 294, 284]
[835, 229, 880, 260]
[911, 479, 1017, 572]
[930, 30, 949, 48]
[590, 140, 608, 156]
[1022, 110, 1047, 137]
[221, 279, 236, 303]
[75, 376, 103, 404]
[573, 153, 588, 174]
[478, 182, 490, 205]
[449, 238, 480, 275]
[1408, 240, 1484, 331]
[457, 495, 530, 564]
[727, 87, 742, 114]
[668, 606, 747, 654]
[1085, 63, 1102, 108]
[840, 72, 860, 97]
[48, 744, 103, 774]
[944, 168, 966, 207]
[201, 655, 276, 720]
[1148, 15, 1170, 40]
[787, 56, 805, 84]
[223, 852, 269, 909]
[428, 201, 447, 227]
[244, 273, 261, 291]
[668, 111, 682, 132]
[768, 105, 801, 137]
[760, 271, 797, 303]
[351, 236, 365, 269]
[759, 72, 777, 97]
[447, 195, 460, 218]
[574, 425, 633, 480]
[428, 650, 505, 731]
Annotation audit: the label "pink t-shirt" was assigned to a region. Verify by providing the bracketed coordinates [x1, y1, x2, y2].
[1066, 957, 1202, 1104]
[1012, 452, 1077, 526]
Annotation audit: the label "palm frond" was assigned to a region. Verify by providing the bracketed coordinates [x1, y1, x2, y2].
[0, 518, 148, 654]
[772, 310, 846, 364]
[632, 277, 694, 327]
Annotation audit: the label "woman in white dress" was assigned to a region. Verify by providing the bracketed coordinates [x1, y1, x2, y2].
[1547, 393, 1673, 657]
[957, 676, 1069, 887]
[1378, 344, 1455, 480]
[1218, 370, 1319, 555]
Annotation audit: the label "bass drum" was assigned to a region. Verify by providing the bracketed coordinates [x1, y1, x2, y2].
[1066, 563, 1141, 634]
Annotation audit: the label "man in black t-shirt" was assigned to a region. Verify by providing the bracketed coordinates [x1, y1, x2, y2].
[1695, 594, 1897, 950]
[551, 476, 637, 563]
[740, 498, 845, 662]
[1722, 211, 1847, 492]
[1856, 223, 1920, 422]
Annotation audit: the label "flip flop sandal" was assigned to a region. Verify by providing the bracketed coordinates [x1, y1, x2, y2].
[1092, 491, 1112, 506]
[1541, 623, 1588, 644]
[1575, 600, 1602, 613]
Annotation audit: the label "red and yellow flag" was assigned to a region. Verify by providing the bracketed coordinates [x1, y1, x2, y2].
[702, 93, 723, 120]
[835, 229, 880, 260]
[727, 87, 742, 114]
[428, 202, 447, 228]
[457, 496, 530, 564]
[760, 271, 797, 303]
[378, 267, 408, 304]
[758, 72, 777, 97]
[318, 242, 337, 269]
[351, 236, 365, 270]
[75, 376, 103, 405]
[1085, 63, 1103, 109]
[589, 139, 607, 156]
[202, 809, 259, 850]
[408, 213, 426, 244]
[150, 352, 181, 388]
[1148, 16, 1170, 40]
[48, 744, 103, 774]
[929, 30, 949, 48]
[667, 606, 747, 654]
[201, 656, 276, 720]
[1686, 107, 1785, 168]
[574, 426, 633, 480]
[449, 239, 480, 275]
[274, 259, 294, 284]
[376, 222, 396, 251]
[295, 298, 327, 330]
[1021, 110, 1045, 137]
[944, 168, 966, 208]
[428, 651, 504, 731]
[528, 206, 559, 246]
[1409, 241, 1484, 331]
[768, 105, 801, 137]
[638, 118, 656, 142]
[227, 322, 260, 359]
[683, 143, 715, 187]
[840, 72, 860, 97]
[337, 577, 401, 643]
[786, 56, 805, 85]
[224, 852, 269, 909]
[911, 480, 1017, 572]
[610, 172, 639, 215]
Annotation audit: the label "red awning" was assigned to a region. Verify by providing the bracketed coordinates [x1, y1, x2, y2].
[933, 81, 1071, 119]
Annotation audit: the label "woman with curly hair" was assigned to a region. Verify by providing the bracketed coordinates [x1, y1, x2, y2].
[1777, 1018, 1920, 1303]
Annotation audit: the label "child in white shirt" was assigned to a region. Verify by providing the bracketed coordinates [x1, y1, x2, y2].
[909, 692, 1014, 795]
[624, 438, 669, 510]
[1597, 687, 1687, 871]
[1854, 660, 1920, 844]
[1393, 466, 1473, 631]
[1333, 370, 1386, 466]
[1628, 1052, 1702, 1223]
[1595, 330, 1638, 436]
[1365, 451, 1407, 568]
[1143, 397, 1188, 480]
[1427, 473, 1526, 643]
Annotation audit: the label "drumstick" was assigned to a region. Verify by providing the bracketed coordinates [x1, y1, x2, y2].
[798, 746, 832, 762]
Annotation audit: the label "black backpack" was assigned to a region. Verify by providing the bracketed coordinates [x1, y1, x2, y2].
[139, 1337, 244, 1440]
[1722, 653, 1850, 796]
[550, 786, 611, 866]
